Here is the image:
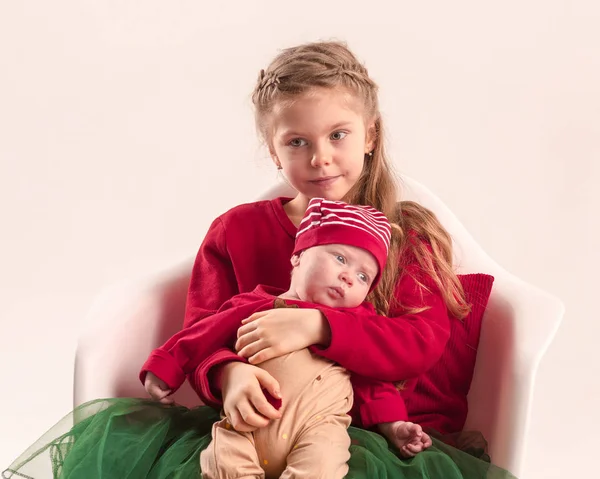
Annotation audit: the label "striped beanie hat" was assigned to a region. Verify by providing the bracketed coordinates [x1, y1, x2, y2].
[293, 198, 392, 289]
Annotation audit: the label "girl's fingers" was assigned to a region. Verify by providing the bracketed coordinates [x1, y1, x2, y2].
[407, 437, 421, 447]
[237, 321, 258, 339]
[240, 311, 267, 326]
[236, 338, 266, 359]
[401, 446, 416, 458]
[248, 347, 277, 365]
[406, 443, 421, 453]
[235, 330, 261, 352]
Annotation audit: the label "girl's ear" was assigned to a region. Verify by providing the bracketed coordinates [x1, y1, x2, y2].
[365, 120, 377, 153]
[270, 153, 281, 169]
[268, 142, 282, 169]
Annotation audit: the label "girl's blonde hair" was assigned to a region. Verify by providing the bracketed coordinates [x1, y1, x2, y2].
[252, 40, 470, 319]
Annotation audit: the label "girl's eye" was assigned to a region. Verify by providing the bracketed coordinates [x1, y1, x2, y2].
[335, 254, 346, 264]
[331, 131, 348, 141]
[289, 138, 307, 147]
[358, 273, 369, 283]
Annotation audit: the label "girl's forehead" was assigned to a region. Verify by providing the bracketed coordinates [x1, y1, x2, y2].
[275, 88, 362, 115]
[271, 89, 365, 134]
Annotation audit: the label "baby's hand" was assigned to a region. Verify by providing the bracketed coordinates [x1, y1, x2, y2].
[378, 421, 432, 458]
[144, 371, 174, 404]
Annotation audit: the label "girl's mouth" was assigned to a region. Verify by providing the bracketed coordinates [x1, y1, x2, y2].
[309, 175, 341, 187]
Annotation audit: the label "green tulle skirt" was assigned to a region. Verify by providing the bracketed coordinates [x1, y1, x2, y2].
[3, 398, 517, 478]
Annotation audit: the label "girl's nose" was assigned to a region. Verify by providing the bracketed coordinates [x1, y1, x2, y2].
[310, 143, 333, 167]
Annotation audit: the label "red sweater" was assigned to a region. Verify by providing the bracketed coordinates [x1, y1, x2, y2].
[179, 198, 451, 426]
[141, 285, 407, 428]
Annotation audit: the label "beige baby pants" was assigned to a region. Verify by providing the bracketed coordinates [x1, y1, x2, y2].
[200, 349, 353, 479]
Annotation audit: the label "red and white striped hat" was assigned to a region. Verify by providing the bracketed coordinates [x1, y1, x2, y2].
[293, 198, 392, 289]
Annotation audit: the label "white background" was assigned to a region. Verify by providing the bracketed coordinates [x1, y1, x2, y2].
[1, 1, 598, 477]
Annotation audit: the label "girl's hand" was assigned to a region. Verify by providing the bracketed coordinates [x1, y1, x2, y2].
[144, 371, 174, 404]
[235, 308, 330, 364]
[378, 421, 433, 458]
[220, 362, 282, 432]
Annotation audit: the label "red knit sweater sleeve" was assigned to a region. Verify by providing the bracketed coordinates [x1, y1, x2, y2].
[310, 242, 451, 382]
[139, 299, 259, 392]
[184, 217, 239, 329]
[352, 374, 408, 428]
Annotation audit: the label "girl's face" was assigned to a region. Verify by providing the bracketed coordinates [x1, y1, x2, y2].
[269, 88, 375, 203]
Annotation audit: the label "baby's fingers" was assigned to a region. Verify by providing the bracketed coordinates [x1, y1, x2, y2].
[158, 388, 174, 404]
[149, 384, 173, 403]
[237, 402, 270, 430]
[251, 389, 281, 419]
[227, 407, 257, 433]
[146, 383, 162, 399]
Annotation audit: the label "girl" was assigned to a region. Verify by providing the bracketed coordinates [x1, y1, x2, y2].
[182, 39, 465, 439]
[3, 41, 516, 478]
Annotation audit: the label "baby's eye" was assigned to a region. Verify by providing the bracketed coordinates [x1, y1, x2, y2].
[358, 272, 369, 283]
[335, 254, 346, 264]
[331, 131, 348, 141]
[289, 138, 307, 147]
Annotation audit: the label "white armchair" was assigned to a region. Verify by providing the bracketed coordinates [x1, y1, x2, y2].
[73, 176, 564, 478]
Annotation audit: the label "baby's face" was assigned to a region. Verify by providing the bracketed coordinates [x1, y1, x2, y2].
[291, 244, 378, 308]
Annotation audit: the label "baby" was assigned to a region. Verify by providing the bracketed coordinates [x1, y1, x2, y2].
[141, 198, 431, 478]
